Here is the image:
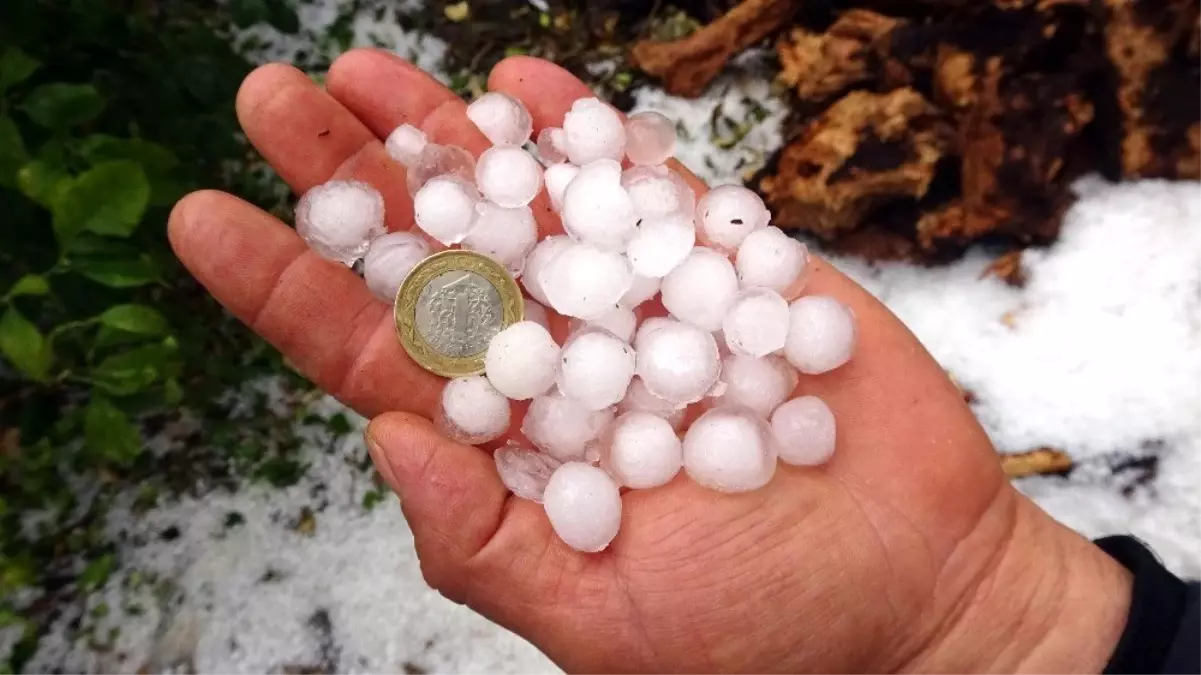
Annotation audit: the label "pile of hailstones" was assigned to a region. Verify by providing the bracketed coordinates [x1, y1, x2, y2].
[295, 93, 856, 554]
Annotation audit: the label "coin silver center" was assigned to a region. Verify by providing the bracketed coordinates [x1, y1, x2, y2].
[414, 270, 504, 358]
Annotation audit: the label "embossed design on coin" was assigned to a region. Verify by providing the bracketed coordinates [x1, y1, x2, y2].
[415, 271, 503, 357]
[395, 250, 524, 378]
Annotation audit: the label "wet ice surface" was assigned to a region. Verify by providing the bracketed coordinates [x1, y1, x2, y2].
[295, 180, 386, 265]
[362, 231, 429, 303]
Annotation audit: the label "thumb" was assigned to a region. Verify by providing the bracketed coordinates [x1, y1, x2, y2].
[365, 412, 508, 603]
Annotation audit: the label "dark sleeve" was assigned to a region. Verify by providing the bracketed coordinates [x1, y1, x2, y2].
[1095, 535, 1199, 674]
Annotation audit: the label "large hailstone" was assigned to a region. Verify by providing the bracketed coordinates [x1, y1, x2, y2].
[716, 354, 797, 418]
[495, 442, 562, 502]
[660, 248, 739, 331]
[295, 180, 386, 265]
[618, 377, 685, 430]
[682, 406, 777, 493]
[562, 98, 626, 165]
[485, 321, 560, 400]
[522, 390, 615, 461]
[624, 111, 677, 166]
[538, 242, 633, 320]
[620, 274, 661, 308]
[544, 163, 580, 213]
[413, 175, 479, 245]
[635, 319, 721, 405]
[570, 304, 637, 343]
[437, 376, 511, 445]
[632, 316, 674, 352]
[696, 185, 771, 252]
[536, 127, 568, 165]
[736, 226, 809, 293]
[771, 396, 836, 466]
[784, 295, 857, 374]
[621, 165, 695, 220]
[626, 212, 696, 279]
[722, 288, 790, 357]
[463, 202, 538, 276]
[466, 92, 533, 147]
[406, 143, 475, 195]
[475, 146, 543, 208]
[560, 159, 638, 251]
[521, 235, 572, 306]
[362, 231, 430, 302]
[557, 329, 636, 411]
[543, 462, 622, 552]
[600, 411, 682, 489]
[384, 123, 428, 167]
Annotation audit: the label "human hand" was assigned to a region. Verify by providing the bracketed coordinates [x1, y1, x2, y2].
[169, 49, 1131, 673]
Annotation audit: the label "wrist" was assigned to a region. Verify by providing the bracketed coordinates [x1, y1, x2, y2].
[907, 490, 1132, 673]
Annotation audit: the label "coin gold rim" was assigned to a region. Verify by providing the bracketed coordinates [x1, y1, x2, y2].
[394, 250, 524, 378]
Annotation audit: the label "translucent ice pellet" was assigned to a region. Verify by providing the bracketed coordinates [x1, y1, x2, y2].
[522, 391, 614, 461]
[475, 146, 543, 208]
[660, 247, 739, 331]
[437, 376, 510, 445]
[521, 235, 572, 307]
[682, 406, 777, 493]
[463, 201, 538, 276]
[413, 175, 479, 245]
[621, 165, 695, 220]
[771, 396, 836, 466]
[715, 354, 797, 418]
[696, 185, 771, 253]
[466, 92, 533, 147]
[617, 377, 685, 430]
[539, 242, 633, 320]
[295, 180, 386, 265]
[536, 127, 568, 164]
[722, 288, 790, 357]
[405, 143, 475, 195]
[495, 441, 562, 502]
[562, 98, 626, 165]
[624, 111, 677, 166]
[362, 231, 430, 302]
[543, 462, 622, 552]
[635, 319, 721, 405]
[485, 321, 560, 400]
[736, 226, 808, 294]
[784, 295, 857, 374]
[544, 163, 580, 212]
[384, 123, 428, 167]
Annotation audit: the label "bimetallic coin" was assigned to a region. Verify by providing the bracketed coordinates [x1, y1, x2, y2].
[396, 250, 523, 377]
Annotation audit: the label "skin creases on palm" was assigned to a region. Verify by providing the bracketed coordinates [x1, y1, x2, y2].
[167, 49, 1028, 673]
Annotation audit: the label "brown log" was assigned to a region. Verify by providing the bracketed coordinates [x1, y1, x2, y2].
[1001, 447, 1074, 478]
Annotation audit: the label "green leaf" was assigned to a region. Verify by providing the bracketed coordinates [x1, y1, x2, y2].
[19, 83, 105, 129]
[163, 378, 183, 406]
[92, 347, 163, 395]
[98, 305, 168, 336]
[83, 397, 141, 464]
[79, 554, 115, 590]
[17, 160, 69, 209]
[0, 115, 27, 188]
[0, 47, 40, 94]
[73, 257, 157, 288]
[0, 308, 53, 382]
[5, 274, 50, 299]
[78, 135, 178, 172]
[52, 161, 149, 241]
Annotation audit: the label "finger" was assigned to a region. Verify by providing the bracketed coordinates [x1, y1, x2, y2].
[325, 48, 559, 236]
[487, 55, 709, 197]
[168, 190, 441, 419]
[236, 62, 413, 231]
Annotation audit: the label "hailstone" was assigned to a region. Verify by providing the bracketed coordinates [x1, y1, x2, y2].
[543, 462, 622, 552]
[617, 377, 686, 430]
[771, 396, 837, 466]
[696, 185, 771, 252]
[621, 165, 695, 220]
[495, 442, 562, 502]
[635, 319, 721, 405]
[538, 242, 633, 320]
[560, 159, 638, 251]
[295, 180, 386, 265]
[536, 127, 568, 164]
[557, 329, 636, 411]
[682, 406, 777, 493]
[466, 92, 533, 147]
[522, 391, 614, 461]
[660, 248, 739, 331]
[715, 354, 797, 418]
[413, 176, 479, 245]
[784, 295, 857, 374]
[384, 123, 428, 167]
[544, 163, 580, 212]
[521, 235, 572, 306]
[624, 111, 677, 166]
[522, 296, 552, 333]
[620, 274, 661, 308]
[736, 226, 809, 294]
[463, 202, 538, 275]
[722, 288, 790, 357]
[485, 321, 560, 400]
[626, 211, 696, 279]
[406, 143, 475, 195]
[362, 231, 430, 302]
[600, 411, 682, 489]
[475, 146, 543, 208]
[562, 98, 626, 165]
[570, 304, 637, 343]
[437, 376, 511, 445]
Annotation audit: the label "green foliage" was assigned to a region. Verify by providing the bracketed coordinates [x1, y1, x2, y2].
[0, 0, 311, 668]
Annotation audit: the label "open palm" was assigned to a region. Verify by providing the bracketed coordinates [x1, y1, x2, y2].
[170, 50, 1127, 673]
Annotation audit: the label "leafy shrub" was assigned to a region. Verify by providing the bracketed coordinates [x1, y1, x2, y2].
[0, 0, 318, 667]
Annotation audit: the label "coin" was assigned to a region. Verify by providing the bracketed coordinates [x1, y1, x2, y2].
[395, 250, 524, 377]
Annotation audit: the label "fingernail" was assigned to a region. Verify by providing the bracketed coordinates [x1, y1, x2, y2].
[364, 428, 401, 496]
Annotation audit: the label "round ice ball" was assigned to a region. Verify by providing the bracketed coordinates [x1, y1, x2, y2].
[632, 316, 675, 352]
[736, 227, 808, 294]
[537, 127, 568, 165]
[384, 123, 428, 167]
[558, 329, 636, 411]
[413, 175, 479, 245]
[495, 442, 562, 502]
[570, 304, 637, 343]
[716, 354, 797, 418]
[463, 202, 538, 276]
[362, 231, 430, 302]
[624, 111, 677, 166]
[723, 288, 790, 357]
[466, 92, 533, 147]
[522, 391, 614, 461]
[485, 321, 560, 400]
[696, 185, 771, 252]
[522, 235, 572, 307]
[771, 396, 836, 466]
[437, 376, 511, 445]
[295, 180, 386, 265]
[562, 97, 626, 165]
[543, 462, 622, 552]
[406, 143, 476, 195]
[660, 248, 739, 331]
[475, 146, 543, 208]
[626, 212, 696, 279]
[682, 406, 777, 493]
[539, 242, 634, 320]
[601, 411, 682, 489]
[635, 319, 721, 405]
[618, 377, 685, 430]
[560, 159, 638, 251]
[622, 165, 696, 221]
[544, 163, 580, 213]
[621, 273, 661, 308]
[784, 295, 857, 374]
